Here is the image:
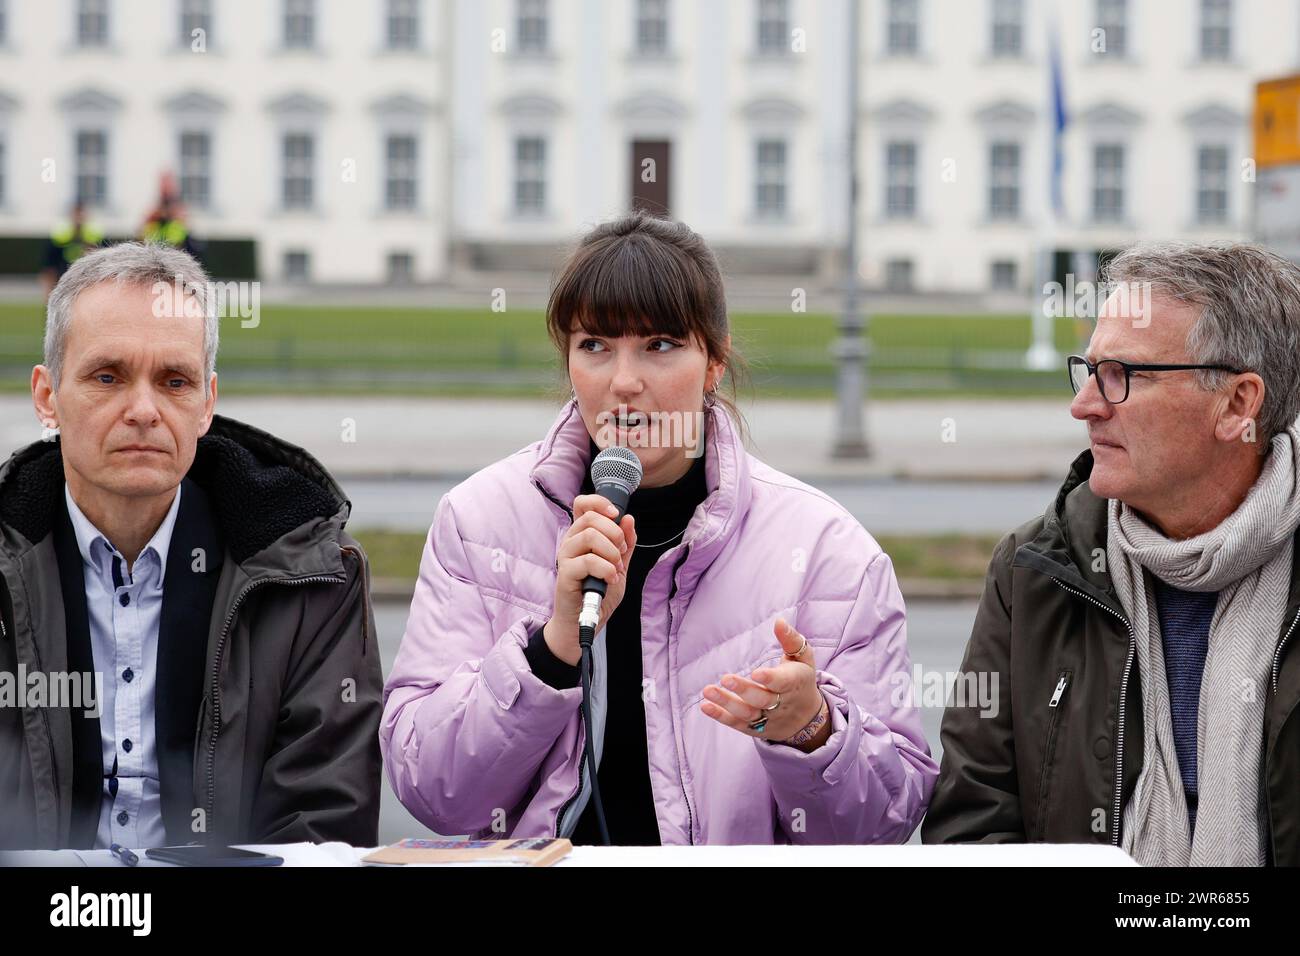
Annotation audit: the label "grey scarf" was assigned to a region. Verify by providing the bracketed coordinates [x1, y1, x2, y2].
[1107, 426, 1300, 866]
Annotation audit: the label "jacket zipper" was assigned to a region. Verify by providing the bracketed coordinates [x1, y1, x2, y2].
[338, 545, 371, 654]
[1050, 579, 1134, 847]
[1271, 606, 1300, 695]
[1036, 669, 1071, 837]
[204, 572, 345, 823]
[554, 724, 587, 837]
[665, 551, 695, 845]
[1049, 674, 1069, 707]
[1264, 606, 1300, 860]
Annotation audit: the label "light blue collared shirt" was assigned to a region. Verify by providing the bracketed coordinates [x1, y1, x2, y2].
[65, 483, 182, 850]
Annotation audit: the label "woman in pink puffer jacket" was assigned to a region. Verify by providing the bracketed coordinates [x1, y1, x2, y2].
[380, 212, 937, 844]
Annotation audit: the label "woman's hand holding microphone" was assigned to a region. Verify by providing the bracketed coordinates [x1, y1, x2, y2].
[542, 494, 638, 667]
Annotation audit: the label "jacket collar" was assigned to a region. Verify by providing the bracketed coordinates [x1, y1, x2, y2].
[0, 414, 350, 580]
[1014, 449, 1118, 602]
[1017, 447, 1300, 619]
[529, 398, 753, 583]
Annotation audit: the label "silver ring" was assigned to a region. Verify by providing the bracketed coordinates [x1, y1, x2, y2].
[762, 692, 781, 713]
[747, 715, 768, 733]
[785, 635, 807, 659]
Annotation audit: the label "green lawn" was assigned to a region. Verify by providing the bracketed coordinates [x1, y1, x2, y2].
[0, 302, 1087, 398]
[356, 528, 1002, 585]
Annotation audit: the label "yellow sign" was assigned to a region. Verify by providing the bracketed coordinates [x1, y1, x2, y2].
[1256, 75, 1300, 169]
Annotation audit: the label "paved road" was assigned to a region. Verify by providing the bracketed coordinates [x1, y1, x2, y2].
[345, 474, 1058, 536]
[373, 598, 977, 846]
[0, 394, 1088, 482]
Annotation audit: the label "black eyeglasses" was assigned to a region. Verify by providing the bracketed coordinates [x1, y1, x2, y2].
[1066, 354, 1245, 405]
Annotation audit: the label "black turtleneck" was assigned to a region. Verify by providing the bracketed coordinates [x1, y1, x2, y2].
[523, 438, 709, 845]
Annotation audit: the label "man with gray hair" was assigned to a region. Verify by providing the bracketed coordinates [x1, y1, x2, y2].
[924, 241, 1300, 865]
[0, 242, 382, 850]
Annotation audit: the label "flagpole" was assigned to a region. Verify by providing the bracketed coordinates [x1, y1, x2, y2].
[1025, 3, 1066, 371]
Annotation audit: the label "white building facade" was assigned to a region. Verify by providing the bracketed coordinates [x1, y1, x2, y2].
[1, 0, 1299, 293]
[860, 0, 1300, 297]
[0, 0, 451, 284]
[449, 0, 853, 280]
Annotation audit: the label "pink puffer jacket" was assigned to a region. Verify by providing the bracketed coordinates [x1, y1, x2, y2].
[380, 398, 937, 843]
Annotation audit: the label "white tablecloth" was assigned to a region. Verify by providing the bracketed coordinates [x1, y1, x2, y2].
[1, 842, 1136, 867]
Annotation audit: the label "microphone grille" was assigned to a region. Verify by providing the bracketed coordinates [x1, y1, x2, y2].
[590, 445, 643, 493]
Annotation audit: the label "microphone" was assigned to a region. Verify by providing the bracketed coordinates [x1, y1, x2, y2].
[578, 445, 643, 648]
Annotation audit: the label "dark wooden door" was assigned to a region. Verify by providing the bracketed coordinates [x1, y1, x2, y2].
[630, 140, 670, 216]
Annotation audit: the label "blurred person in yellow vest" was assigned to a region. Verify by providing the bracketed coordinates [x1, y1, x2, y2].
[41, 202, 103, 300]
[140, 172, 201, 260]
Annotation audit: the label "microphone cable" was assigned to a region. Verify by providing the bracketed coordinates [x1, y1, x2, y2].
[578, 622, 610, 845]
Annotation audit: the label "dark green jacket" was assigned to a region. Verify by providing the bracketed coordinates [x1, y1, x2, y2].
[922, 449, 1300, 864]
[0, 416, 382, 849]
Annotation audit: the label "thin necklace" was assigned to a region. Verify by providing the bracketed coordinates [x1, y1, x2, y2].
[635, 527, 687, 549]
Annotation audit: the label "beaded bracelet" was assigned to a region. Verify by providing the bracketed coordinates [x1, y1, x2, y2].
[781, 696, 830, 747]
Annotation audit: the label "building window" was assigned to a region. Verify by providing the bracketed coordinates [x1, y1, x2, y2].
[885, 141, 917, 218]
[989, 141, 1021, 220]
[1094, 0, 1126, 57]
[284, 0, 315, 49]
[755, 139, 786, 218]
[387, 0, 418, 50]
[885, 258, 915, 292]
[756, 0, 788, 55]
[282, 132, 314, 209]
[179, 130, 211, 209]
[991, 0, 1022, 57]
[991, 260, 1018, 291]
[283, 250, 310, 281]
[1200, 0, 1231, 61]
[1092, 143, 1125, 222]
[514, 136, 545, 213]
[887, 0, 919, 55]
[385, 134, 418, 211]
[1196, 144, 1229, 224]
[388, 251, 414, 283]
[75, 130, 108, 207]
[77, 0, 110, 47]
[517, 0, 547, 54]
[180, 0, 211, 47]
[636, 0, 668, 56]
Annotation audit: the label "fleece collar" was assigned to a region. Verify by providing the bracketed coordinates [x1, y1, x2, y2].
[0, 415, 349, 572]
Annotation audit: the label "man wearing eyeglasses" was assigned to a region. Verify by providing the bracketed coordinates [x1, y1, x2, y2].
[923, 241, 1300, 866]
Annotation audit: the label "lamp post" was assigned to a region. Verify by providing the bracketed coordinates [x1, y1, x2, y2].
[832, 0, 870, 459]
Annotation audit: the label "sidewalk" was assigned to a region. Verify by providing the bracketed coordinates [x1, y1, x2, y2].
[0, 394, 1088, 482]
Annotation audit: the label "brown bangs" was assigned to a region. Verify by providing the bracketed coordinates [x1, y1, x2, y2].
[546, 216, 724, 353]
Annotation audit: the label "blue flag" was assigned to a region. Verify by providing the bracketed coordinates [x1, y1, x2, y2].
[1049, 19, 1069, 218]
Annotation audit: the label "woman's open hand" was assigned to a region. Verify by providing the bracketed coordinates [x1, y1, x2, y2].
[700, 618, 832, 752]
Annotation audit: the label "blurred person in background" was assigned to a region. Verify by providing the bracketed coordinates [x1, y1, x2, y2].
[41, 201, 103, 301]
[140, 172, 202, 261]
